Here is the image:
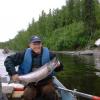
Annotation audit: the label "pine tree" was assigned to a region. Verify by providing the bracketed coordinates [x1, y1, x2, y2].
[67, 0, 74, 24]
[82, 0, 97, 35]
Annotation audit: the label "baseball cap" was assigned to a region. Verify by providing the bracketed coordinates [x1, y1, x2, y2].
[30, 35, 41, 43]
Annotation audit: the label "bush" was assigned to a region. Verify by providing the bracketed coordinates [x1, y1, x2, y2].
[43, 21, 85, 50]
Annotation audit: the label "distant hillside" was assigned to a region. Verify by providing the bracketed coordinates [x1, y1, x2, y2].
[0, 0, 100, 51]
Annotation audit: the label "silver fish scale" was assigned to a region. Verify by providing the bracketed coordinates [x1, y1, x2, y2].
[19, 57, 58, 83]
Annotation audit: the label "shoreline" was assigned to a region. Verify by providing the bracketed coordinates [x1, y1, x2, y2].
[53, 49, 100, 56]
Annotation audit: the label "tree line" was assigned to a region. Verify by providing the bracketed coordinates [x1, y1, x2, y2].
[0, 0, 100, 51]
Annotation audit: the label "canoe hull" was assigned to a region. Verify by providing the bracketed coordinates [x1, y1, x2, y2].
[53, 76, 76, 100]
[1, 76, 76, 100]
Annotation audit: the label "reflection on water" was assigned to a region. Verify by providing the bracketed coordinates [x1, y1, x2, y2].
[94, 53, 100, 78]
[57, 53, 100, 100]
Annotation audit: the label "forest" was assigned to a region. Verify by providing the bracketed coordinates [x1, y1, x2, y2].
[0, 0, 100, 51]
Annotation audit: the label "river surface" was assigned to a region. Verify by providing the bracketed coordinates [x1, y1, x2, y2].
[0, 49, 9, 77]
[0, 49, 100, 99]
[57, 53, 100, 100]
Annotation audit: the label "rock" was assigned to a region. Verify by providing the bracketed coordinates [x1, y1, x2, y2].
[95, 38, 100, 46]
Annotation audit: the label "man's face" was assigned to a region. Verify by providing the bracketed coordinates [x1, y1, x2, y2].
[29, 42, 42, 54]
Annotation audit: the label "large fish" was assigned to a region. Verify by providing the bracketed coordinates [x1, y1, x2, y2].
[19, 57, 60, 83]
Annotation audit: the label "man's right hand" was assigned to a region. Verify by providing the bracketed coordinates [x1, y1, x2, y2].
[11, 74, 20, 82]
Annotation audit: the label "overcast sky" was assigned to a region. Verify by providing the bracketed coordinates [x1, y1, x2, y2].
[0, 0, 66, 42]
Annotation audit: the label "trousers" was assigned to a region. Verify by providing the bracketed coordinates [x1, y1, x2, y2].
[23, 79, 59, 100]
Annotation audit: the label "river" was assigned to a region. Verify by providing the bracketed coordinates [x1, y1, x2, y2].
[57, 53, 100, 100]
[0, 49, 100, 100]
[0, 49, 9, 77]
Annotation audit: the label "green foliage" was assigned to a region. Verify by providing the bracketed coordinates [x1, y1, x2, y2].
[95, 3, 100, 29]
[43, 22, 85, 50]
[82, 0, 97, 35]
[0, 0, 100, 51]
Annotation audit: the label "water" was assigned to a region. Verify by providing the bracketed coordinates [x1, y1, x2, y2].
[0, 49, 100, 99]
[0, 49, 8, 77]
[57, 53, 100, 100]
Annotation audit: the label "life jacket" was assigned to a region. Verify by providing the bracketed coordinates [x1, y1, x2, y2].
[18, 47, 50, 75]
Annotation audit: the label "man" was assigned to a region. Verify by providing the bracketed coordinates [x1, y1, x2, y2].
[4, 35, 63, 100]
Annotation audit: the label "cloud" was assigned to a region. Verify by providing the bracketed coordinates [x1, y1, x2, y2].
[0, 0, 66, 42]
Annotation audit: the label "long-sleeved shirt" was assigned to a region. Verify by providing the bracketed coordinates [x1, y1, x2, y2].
[4, 48, 63, 76]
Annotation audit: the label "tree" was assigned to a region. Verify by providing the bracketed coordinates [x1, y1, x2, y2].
[38, 10, 47, 34]
[67, 0, 74, 24]
[73, 0, 82, 21]
[82, 0, 97, 35]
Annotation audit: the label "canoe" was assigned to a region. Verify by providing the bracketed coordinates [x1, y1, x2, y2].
[1, 76, 100, 100]
[53, 76, 100, 100]
[53, 76, 76, 100]
[1, 76, 76, 100]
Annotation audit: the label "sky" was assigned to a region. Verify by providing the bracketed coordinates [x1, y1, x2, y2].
[0, 0, 66, 42]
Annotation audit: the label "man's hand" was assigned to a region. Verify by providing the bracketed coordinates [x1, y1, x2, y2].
[56, 61, 60, 67]
[11, 74, 20, 82]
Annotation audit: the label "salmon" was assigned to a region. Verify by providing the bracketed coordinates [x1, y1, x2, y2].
[19, 57, 60, 83]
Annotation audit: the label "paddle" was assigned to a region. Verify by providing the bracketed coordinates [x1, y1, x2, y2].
[92, 96, 100, 100]
[57, 87, 100, 100]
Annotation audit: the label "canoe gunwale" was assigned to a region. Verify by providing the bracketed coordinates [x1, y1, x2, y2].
[53, 76, 77, 100]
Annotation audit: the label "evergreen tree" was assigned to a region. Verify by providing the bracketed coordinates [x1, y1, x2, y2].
[73, 0, 81, 21]
[38, 10, 47, 34]
[82, 0, 97, 35]
[67, 0, 74, 24]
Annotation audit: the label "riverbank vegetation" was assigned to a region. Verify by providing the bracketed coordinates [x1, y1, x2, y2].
[0, 0, 100, 51]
